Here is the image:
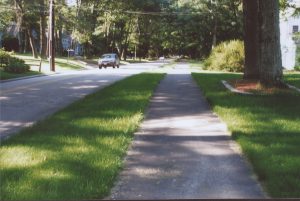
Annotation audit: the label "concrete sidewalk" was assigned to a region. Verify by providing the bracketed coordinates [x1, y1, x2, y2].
[110, 65, 265, 199]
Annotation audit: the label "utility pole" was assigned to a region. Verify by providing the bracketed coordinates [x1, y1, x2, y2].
[49, 0, 55, 71]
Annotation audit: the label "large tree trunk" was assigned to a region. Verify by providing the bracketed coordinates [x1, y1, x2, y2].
[243, 0, 283, 86]
[243, 0, 259, 79]
[258, 0, 283, 86]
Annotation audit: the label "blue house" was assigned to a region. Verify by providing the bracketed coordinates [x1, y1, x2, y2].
[61, 33, 83, 56]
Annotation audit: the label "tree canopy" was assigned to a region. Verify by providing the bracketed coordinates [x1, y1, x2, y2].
[1, 0, 244, 59]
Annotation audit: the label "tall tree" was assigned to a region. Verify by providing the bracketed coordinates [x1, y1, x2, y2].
[14, 0, 39, 58]
[39, 0, 47, 58]
[243, 0, 283, 86]
[243, 0, 259, 79]
[258, 0, 283, 86]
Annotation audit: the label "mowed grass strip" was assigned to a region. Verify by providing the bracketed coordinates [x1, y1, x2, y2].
[192, 72, 300, 198]
[0, 73, 164, 200]
[0, 69, 41, 80]
[284, 71, 300, 88]
[14, 53, 85, 70]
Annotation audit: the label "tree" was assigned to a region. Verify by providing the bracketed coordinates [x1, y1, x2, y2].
[243, 0, 283, 86]
[39, 0, 47, 58]
[14, 0, 40, 58]
[243, 0, 259, 79]
[258, 0, 283, 86]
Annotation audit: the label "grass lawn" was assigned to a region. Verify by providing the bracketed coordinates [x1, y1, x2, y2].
[187, 59, 204, 69]
[0, 68, 41, 80]
[192, 72, 300, 198]
[14, 53, 85, 71]
[284, 71, 300, 88]
[0, 53, 85, 81]
[0, 73, 164, 200]
[121, 58, 150, 64]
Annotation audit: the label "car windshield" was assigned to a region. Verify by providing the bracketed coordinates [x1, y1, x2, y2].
[101, 54, 113, 59]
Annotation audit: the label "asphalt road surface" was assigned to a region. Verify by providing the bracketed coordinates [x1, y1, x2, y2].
[0, 62, 163, 140]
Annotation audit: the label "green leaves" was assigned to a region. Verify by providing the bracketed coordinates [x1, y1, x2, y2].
[1, 0, 244, 59]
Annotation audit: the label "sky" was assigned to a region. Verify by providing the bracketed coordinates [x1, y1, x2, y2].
[66, 0, 76, 6]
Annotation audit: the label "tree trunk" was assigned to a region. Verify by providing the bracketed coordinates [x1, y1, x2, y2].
[211, 21, 217, 49]
[27, 27, 38, 58]
[122, 18, 133, 61]
[258, 0, 283, 86]
[24, 29, 28, 53]
[39, 0, 47, 58]
[243, 0, 260, 79]
[18, 30, 24, 53]
[243, 0, 283, 86]
[55, 30, 63, 56]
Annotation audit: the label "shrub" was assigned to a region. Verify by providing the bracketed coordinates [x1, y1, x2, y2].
[204, 40, 244, 72]
[4, 57, 30, 73]
[0, 48, 11, 67]
[0, 49, 29, 73]
[295, 65, 300, 71]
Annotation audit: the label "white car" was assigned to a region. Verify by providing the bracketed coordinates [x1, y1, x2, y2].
[98, 53, 120, 69]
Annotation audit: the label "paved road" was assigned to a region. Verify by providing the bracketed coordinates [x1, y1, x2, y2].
[110, 64, 265, 199]
[0, 62, 163, 140]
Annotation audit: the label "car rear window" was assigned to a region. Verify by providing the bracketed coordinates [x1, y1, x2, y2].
[101, 55, 112, 59]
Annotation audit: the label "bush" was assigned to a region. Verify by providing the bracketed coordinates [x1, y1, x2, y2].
[295, 65, 300, 71]
[0, 48, 11, 67]
[0, 49, 30, 73]
[4, 57, 30, 73]
[204, 40, 244, 72]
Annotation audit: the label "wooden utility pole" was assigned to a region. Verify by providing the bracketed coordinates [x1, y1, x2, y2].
[48, 0, 55, 71]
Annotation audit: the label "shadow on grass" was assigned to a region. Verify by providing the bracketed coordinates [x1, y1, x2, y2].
[192, 72, 300, 198]
[0, 73, 164, 200]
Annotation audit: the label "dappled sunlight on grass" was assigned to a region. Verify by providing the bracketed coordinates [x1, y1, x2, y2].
[0, 73, 164, 200]
[192, 72, 300, 198]
[0, 146, 49, 168]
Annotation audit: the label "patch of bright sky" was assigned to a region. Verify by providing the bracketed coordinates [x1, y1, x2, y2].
[66, 0, 76, 6]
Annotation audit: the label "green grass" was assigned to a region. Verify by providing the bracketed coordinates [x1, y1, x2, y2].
[187, 59, 204, 69]
[0, 53, 85, 80]
[192, 72, 300, 198]
[0, 68, 41, 80]
[295, 46, 300, 70]
[284, 72, 300, 88]
[0, 73, 165, 200]
[121, 58, 150, 64]
[14, 53, 85, 70]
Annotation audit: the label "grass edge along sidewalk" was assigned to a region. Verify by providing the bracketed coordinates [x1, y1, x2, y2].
[0, 73, 165, 200]
[192, 72, 300, 198]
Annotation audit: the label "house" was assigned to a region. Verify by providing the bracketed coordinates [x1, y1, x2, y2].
[61, 33, 83, 56]
[280, 1, 300, 70]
